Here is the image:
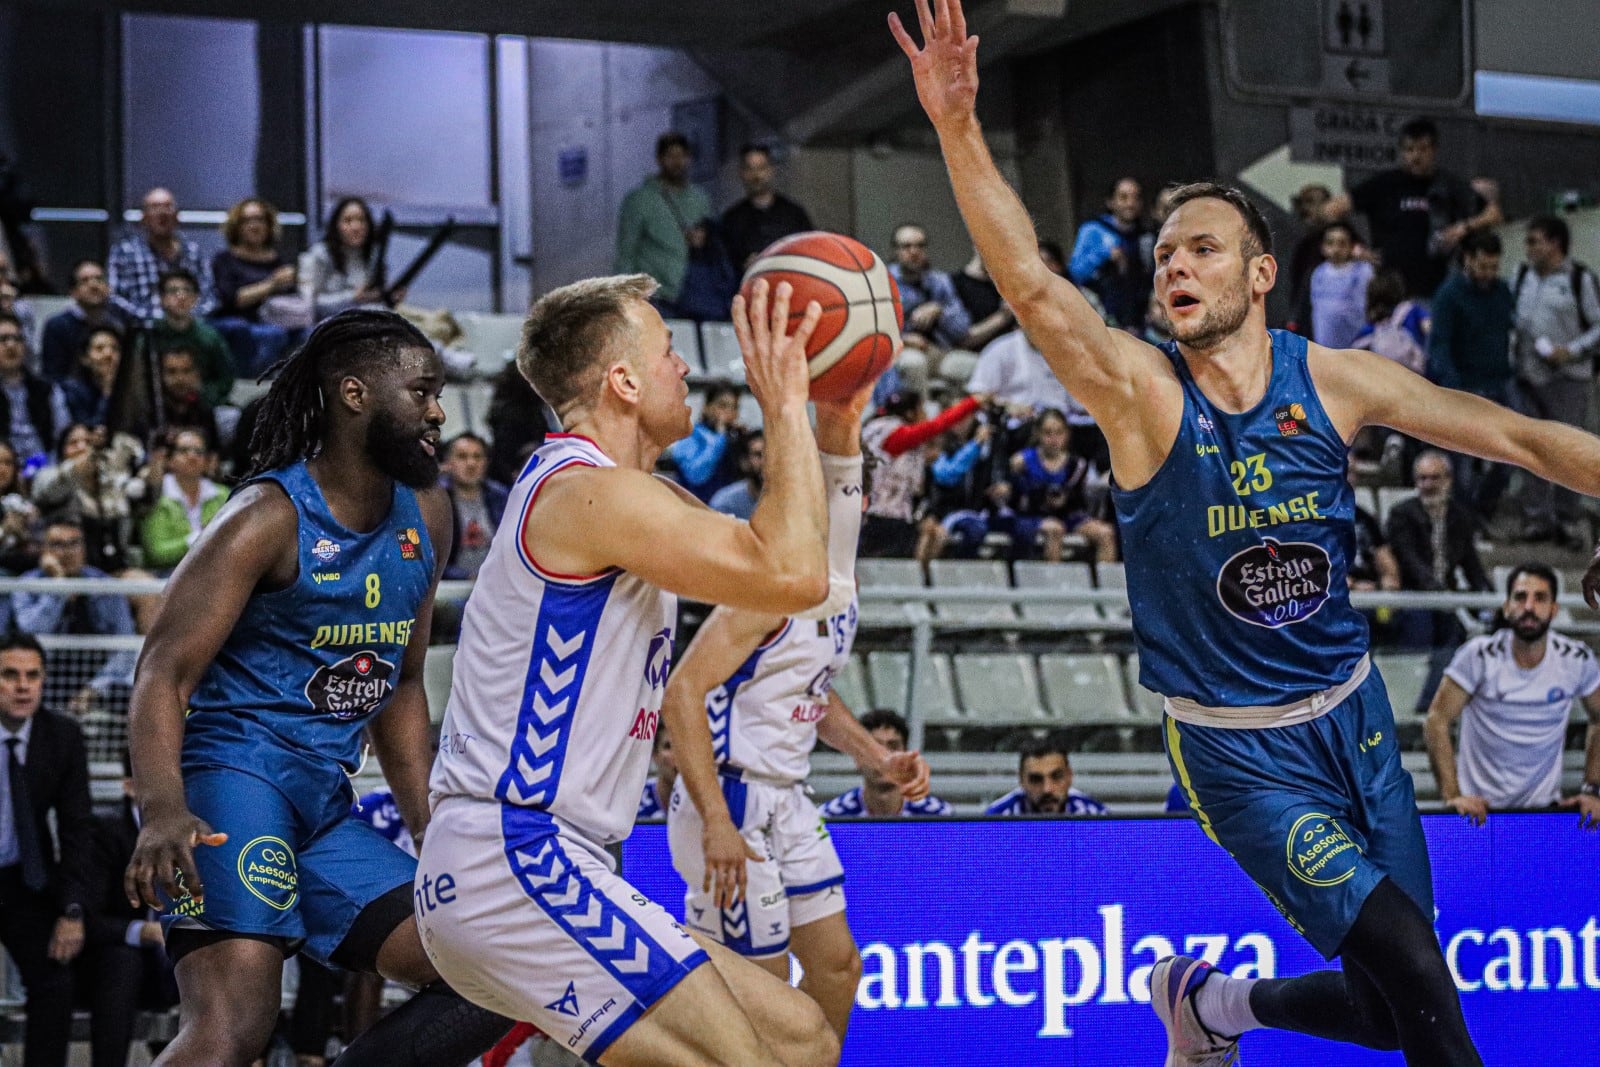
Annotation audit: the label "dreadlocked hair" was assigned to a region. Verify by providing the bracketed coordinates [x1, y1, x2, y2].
[244, 308, 432, 480]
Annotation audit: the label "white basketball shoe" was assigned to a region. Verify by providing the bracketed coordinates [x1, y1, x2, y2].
[1150, 955, 1241, 1066]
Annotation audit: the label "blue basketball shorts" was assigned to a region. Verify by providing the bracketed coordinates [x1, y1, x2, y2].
[1164, 666, 1434, 958]
[162, 766, 417, 966]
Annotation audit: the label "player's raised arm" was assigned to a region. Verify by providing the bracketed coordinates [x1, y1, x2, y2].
[1312, 344, 1600, 503]
[123, 486, 292, 909]
[889, 0, 1150, 417]
[363, 484, 453, 845]
[529, 278, 830, 614]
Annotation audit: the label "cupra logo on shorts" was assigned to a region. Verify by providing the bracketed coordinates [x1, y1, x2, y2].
[237, 835, 299, 910]
[1286, 813, 1361, 887]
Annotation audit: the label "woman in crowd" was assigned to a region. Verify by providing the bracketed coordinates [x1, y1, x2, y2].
[139, 427, 228, 573]
[210, 197, 301, 375]
[31, 421, 146, 575]
[62, 325, 122, 427]
[0, 437, 40, 573]
[298, 196, 405, 323]
[997, 407, 1118, 563]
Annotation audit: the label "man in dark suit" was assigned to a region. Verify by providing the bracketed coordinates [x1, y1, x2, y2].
[0, 630, 95, 1067]
[79, 751, 174, 1067]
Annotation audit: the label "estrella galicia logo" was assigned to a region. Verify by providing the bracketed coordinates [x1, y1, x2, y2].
[312, 537, 341, 564]
[546, 981, 580, 1018]
[1216, 537, 1332, 628]
[643, 628, 673, 690]
[304, 649, 397, 719]
[237, 835, 298, 910]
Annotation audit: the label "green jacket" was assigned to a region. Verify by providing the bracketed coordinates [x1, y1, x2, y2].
[140, 483, 230, 570]
[152, 318, 235, 408]
[614, 176, 712, 302]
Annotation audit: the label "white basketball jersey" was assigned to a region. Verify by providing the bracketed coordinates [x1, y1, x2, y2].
[708, 598, 859, 784]
[1443, 629, 1600, 808]
[430, 435, 676, 846]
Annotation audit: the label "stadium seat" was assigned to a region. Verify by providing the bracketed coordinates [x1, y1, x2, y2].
[424, 645, 456, 724]
[1354, 485, 1379, 518]
[1122, 652, 1165, 722]
[1013, 559, 1099, 625]
[663, 318, 705, 375]
[1376, 487, 1414, 527]
[832, 653, 871, 713]
[1095, 561, 1129, 618]
[1037, 653, 1134, 726]
[453, 311, 524, 378]
[738, 392, 763, 429]
[954, 653, 1047, 725]
[1373, 652, 1433, 718]
[437, 389, 472, 445]
[928, 559, 1015, 623]
[698, 321, 742, 380]
[858, 559, 926, 626]
[868, 651, 958, 723]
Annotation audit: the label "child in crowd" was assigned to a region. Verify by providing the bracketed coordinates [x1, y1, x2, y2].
[1309, 220, 1374, 349]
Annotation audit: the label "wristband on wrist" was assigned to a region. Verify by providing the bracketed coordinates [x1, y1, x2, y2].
[1580, 782, 1599, 798]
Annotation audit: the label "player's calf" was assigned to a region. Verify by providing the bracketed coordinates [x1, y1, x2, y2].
[790, 912, 863, 1040]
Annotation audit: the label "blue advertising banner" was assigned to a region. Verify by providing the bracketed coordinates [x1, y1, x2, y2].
[622, 813, 1598, 1064]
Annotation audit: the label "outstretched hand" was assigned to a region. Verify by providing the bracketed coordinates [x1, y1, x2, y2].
[731, 278, 822, 417]
[882, 750, 932, 803]
[1583, 543, 1600, 608]
[889, 0, 980, 130]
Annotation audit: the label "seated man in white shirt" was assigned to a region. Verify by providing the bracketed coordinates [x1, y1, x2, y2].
[1424, 563, 1600, 826]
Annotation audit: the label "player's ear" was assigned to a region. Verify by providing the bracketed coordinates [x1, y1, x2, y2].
[605, 358, 641, 406]
[336, 374, 368, 414]
[1251, 252, 1278, 297]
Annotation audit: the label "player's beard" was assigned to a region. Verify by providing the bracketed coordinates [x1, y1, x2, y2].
[366, 406, 440, 489]
[1169, 269, 1251, 351]
[1512, 613, 1551, 643]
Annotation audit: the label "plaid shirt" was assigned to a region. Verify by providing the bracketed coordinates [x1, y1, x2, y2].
[107, 233, 215, 324]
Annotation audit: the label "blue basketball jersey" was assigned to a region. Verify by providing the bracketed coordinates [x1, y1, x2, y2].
[184, 461, 434, 804]
[1112, 330, 1368, 706]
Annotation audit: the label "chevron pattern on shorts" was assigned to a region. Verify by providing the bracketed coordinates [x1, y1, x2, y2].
[502, 808, 669, 991]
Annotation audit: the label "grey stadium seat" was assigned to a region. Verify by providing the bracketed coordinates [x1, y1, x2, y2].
[831, 653, 871, 713]
[953, 653, 1047, 725]
[662, 318, 706, 375]
[929, 559, 1016, 623]
[867, 651, 958, 723]
[1038, 652, 1134, 727]
[1122, 652, 1165, 723]
[1013, 559, 1099, 625]
[857, 559, 927, 626]
[1374, 652, 1433, 718]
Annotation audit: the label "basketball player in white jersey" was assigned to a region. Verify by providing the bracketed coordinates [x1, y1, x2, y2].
[661, 379, 932, 1041]
[416, 274, 841, 1067]
[1424, 563, 1600, 827]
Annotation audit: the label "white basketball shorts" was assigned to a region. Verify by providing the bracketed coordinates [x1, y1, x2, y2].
[415, 796, 708, 1061]
[666, 773, 847, 959]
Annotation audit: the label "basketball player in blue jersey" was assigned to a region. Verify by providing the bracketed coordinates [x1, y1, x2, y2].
[417, 275, 840, 1067]
[122, 310, 511, 1066]
[896, 3, 1600, 1064]
[661, 377, 932, 1043]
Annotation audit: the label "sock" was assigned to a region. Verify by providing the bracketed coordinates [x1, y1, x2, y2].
[1192, 971, 1262, 1040]
[330, 983, 514, 1067]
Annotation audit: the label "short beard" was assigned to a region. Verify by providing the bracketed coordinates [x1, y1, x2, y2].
[1513, 616, 1551, 643]
[366, 406, 439, 489]
[1169, 274, 1251, 351]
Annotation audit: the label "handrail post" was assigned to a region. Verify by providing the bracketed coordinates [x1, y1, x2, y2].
[907, 615, 933, 752]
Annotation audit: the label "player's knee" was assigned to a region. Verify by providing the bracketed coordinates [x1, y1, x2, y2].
[790, 997, 841, 1067]
[178, 1010, 279, 1065]
[808, 938, 862, 993]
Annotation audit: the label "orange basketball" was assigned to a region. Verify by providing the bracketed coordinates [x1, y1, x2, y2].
[740, 231, 902, 401]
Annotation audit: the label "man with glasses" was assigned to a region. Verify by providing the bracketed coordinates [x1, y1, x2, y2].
[108, 187, 214, 325]
[12, 519, 139, 734]
[0, 311, 69, 461]
[889, 224, 971, 355]
[39, 260, 130, 383]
